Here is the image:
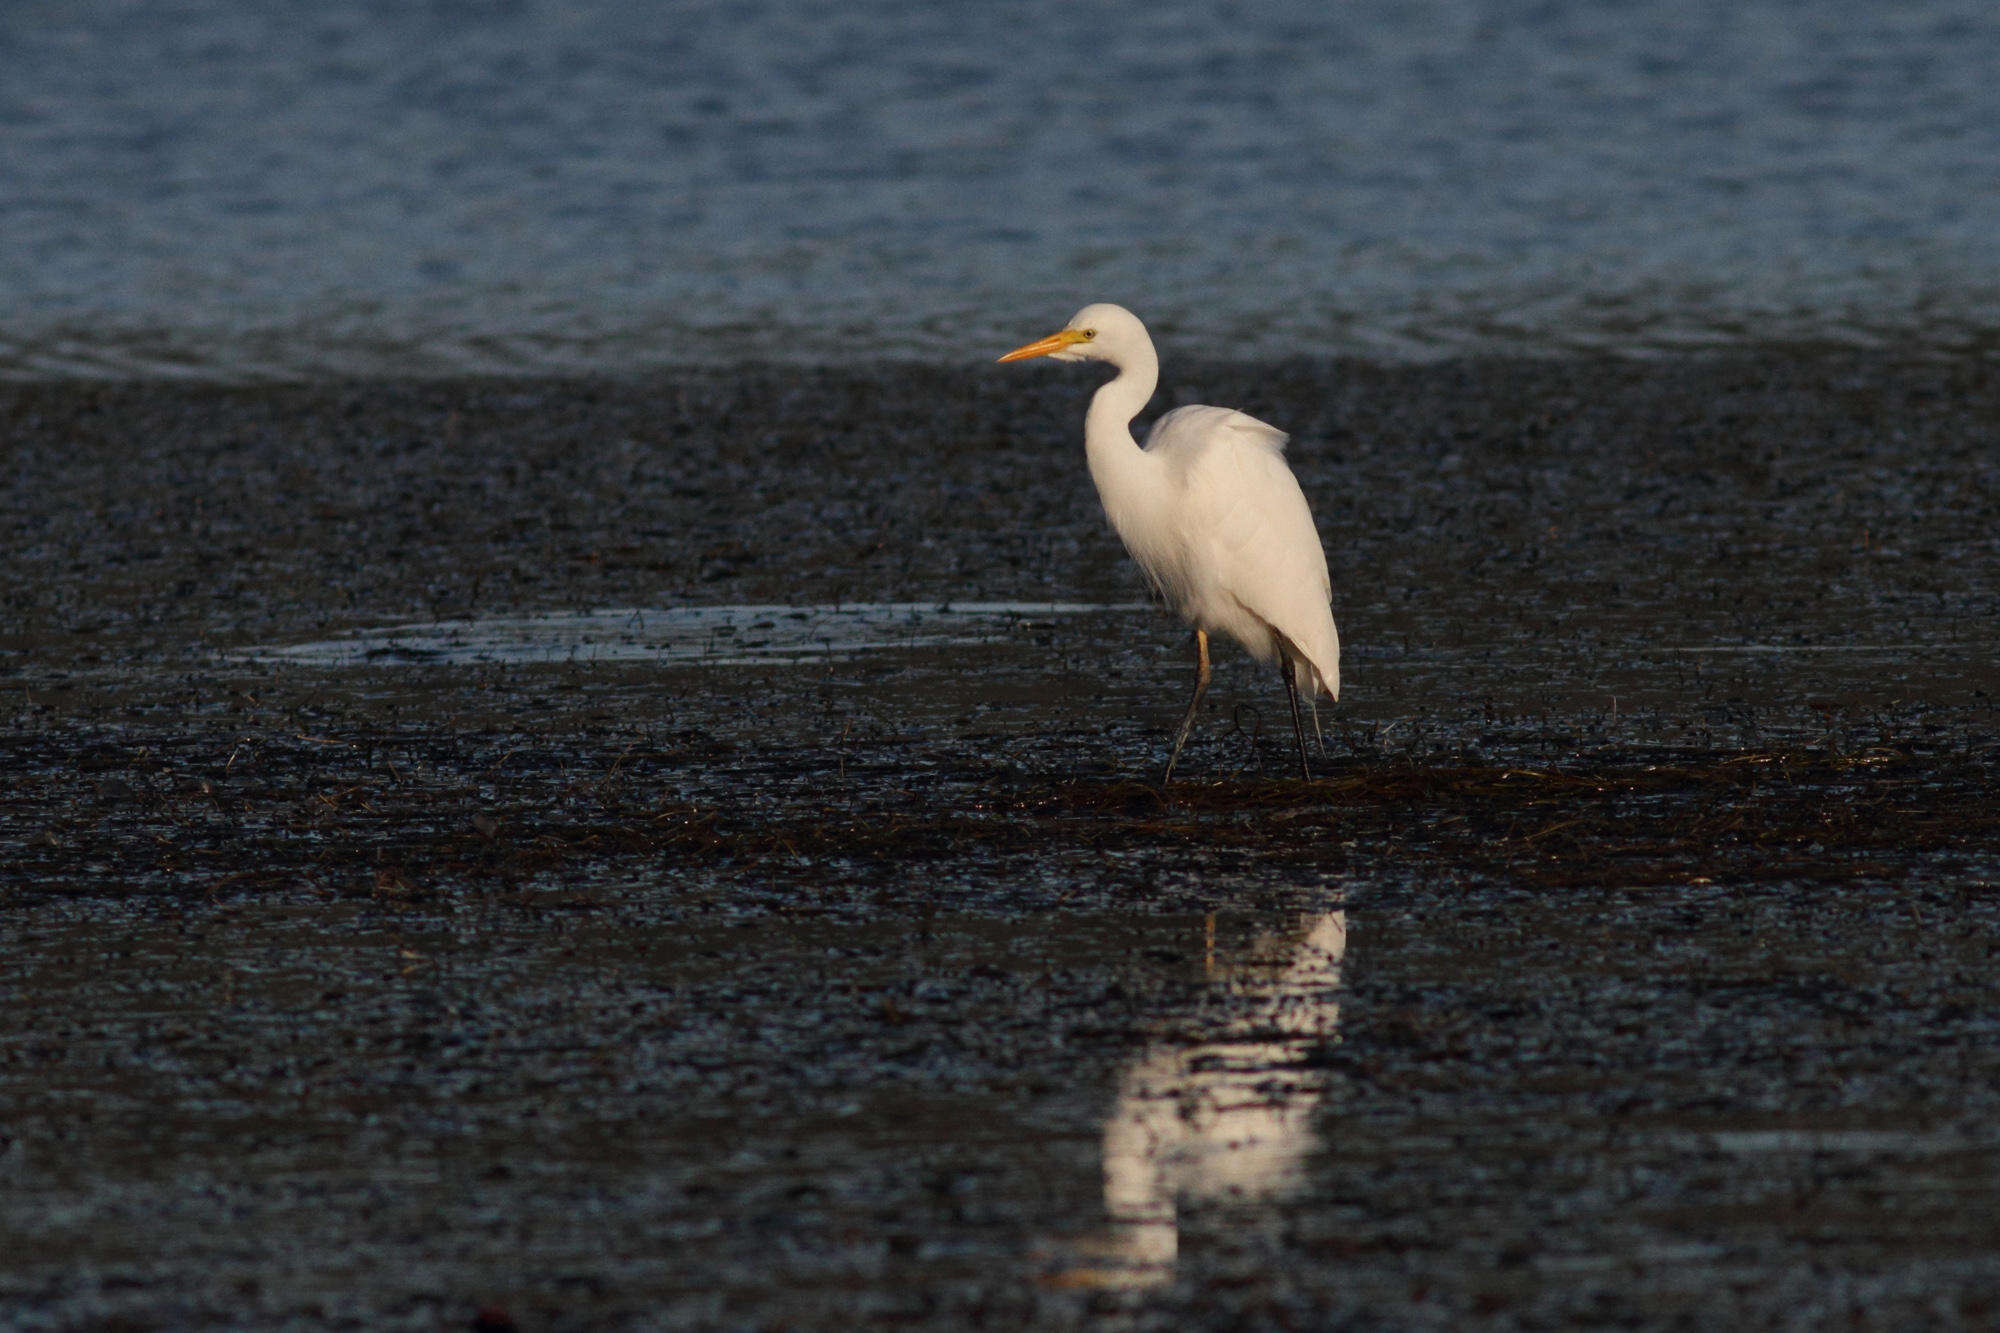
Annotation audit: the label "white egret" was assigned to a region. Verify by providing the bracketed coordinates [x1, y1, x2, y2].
[999, 303, 1340, 781]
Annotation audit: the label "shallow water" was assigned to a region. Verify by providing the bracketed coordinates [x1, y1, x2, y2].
[234, 602, 1145, 667]
[3, 361, 1999, 1327]
[5, 0, 2000, 375]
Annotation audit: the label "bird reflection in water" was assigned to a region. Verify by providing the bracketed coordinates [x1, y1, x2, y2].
[1056, 910, 1348, 1289]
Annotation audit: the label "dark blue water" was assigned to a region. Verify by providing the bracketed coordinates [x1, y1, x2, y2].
[4, 0, 1997, 376]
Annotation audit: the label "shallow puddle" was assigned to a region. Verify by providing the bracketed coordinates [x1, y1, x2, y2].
[231, 602, 1146, 668]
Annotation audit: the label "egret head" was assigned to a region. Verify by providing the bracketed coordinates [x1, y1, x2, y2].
[998, 302, 1152, 366]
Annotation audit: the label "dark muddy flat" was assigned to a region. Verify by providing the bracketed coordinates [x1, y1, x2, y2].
[3, 357, 1998, 1328]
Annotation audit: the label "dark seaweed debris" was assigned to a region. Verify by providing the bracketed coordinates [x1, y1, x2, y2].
[3, 358, 1999, 1329]
[7, 713, 1993, 911]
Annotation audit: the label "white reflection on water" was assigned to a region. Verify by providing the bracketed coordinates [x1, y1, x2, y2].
[1065, 911, 1348, 1289]
[229, 602, 1142, 668]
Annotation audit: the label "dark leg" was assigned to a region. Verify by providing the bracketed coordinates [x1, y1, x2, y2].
[1280, 655, 1311, 780]
[1163, 628, 1210, 784]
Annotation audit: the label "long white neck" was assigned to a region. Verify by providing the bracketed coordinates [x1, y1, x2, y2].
[1083, 340, 1165, 535]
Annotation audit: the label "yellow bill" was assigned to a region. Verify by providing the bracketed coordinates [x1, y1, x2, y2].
[997, 328, 1089, 362]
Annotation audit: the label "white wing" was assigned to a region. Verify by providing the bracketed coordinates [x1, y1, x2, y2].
[1143, 406, 1340, 699]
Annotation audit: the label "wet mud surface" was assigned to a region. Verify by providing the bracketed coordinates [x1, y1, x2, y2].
[3, 357, 1999, 1328]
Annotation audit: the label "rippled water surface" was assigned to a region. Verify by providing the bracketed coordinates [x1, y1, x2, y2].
[4, 0, 1998, 375]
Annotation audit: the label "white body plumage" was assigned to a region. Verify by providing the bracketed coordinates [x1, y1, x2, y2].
[1099, 399, 1339, 703]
